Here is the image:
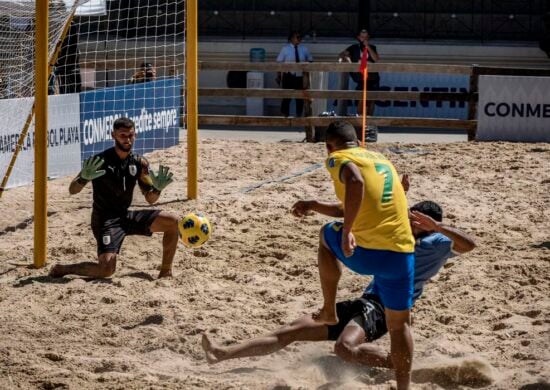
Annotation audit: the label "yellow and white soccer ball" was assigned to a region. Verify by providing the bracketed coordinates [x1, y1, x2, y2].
[178, 212, 212, 248]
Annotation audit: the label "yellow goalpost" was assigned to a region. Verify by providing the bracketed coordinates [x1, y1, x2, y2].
[4, 0, 198, 268]
[34, 0, 49, 268]
[186, 0, 198, 200]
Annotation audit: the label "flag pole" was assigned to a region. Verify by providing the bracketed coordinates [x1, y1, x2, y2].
[359, 46, 369, 147]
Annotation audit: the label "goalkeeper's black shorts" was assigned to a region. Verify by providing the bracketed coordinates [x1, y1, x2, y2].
[91, 210, 160, 255]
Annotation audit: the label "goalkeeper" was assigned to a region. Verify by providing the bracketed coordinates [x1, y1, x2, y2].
[49, 117, 179, 279]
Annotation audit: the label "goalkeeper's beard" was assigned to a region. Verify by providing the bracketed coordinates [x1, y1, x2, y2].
[115, 140, 133, 152]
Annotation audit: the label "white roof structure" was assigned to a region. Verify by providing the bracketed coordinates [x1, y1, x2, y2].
[0, 0, 106, 16]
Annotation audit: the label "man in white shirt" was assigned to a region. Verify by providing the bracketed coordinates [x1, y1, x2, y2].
[276, 31, 313, 117]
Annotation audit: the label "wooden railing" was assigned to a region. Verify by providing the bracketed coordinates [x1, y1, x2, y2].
[197, 62, 550, 141]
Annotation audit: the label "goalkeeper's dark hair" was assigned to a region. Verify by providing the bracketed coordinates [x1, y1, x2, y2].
[325, 121, 358, 145]
[113, 117, 135, 131]
[410, 201, 443, 222]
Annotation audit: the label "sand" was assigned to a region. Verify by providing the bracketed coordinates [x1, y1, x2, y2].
[0, 139, 549, 389]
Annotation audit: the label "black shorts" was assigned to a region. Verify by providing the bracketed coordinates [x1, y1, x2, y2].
[91, 210, 160, 255]
[327, 294, 387, 342]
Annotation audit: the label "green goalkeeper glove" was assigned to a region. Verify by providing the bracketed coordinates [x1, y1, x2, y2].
[150, 164, 173, 192]
[80, 156, 106, 181]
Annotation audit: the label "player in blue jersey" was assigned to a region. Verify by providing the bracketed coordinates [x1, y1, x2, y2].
[202, 198, 475, 370]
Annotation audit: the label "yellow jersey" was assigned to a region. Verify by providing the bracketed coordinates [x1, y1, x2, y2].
[326, 147, 414, 253]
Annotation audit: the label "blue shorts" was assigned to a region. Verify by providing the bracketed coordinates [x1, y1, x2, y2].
[323, 221, 414, 311]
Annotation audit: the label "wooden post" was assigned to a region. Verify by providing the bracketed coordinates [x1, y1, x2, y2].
[302, 72, 315, 142]
[467, 65, 479, 141]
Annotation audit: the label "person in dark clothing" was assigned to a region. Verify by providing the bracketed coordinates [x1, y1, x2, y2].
[49, 117, 179, 279]
[202, 197, 475, 376]
[54, 22, 82, 94]
[339, 29, 380, 115]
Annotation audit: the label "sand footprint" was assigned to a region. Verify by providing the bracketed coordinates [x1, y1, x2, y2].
[412, 356, 494, 388]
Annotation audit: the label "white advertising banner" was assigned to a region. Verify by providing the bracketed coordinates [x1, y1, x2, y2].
[0, 94, 81, 189]
[478, 76, 550, 142]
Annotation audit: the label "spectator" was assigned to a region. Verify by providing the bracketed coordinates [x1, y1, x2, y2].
[128, 62, 157, 84]
[276, 31, 313, 117]
[54, 22, 82, 94]
[339, 29, 380, 115]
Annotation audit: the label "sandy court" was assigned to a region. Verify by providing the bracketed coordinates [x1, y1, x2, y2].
[0, 138, 549, 389]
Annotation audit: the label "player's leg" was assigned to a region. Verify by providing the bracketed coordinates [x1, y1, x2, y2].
[375, 252, 415, 390]
[295, 75, 305, 117]
[149, 211, 179, 278]
[334, 322, 392, 367]
[366, 79, 379, 116]
[336, 329, 393, 368]
[126, 210, 178, 278]
[314, 224, 342, 325]
[49, 252, 118, 278]
[385, 308, 413, 390]
[49, 215, 123, 278]
[202, 314, 329, 364]
[280, 73, 292, 116]
[334, 296, 392, 367]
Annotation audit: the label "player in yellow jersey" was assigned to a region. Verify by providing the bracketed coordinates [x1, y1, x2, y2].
[291, 121, 415, 390]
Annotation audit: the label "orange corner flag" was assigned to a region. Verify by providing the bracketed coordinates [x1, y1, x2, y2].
[360, 46, 369, 146]
[359, 46, 369, 73]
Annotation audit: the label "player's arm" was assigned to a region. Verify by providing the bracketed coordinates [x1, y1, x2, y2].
[435, 223, 476, 254]
[367, 44, 380, 62]
[338, 48, 351, 61]
[340, 162, 364, 256]
[139, 159, 173, 205]
[69, 156, 105, 195]
[143, 185, 161, 205]
[69, 175, 87, 195]
[291, 200, 343, 218]
[401, 174, 409, 193]
[410, 211, 476, 254]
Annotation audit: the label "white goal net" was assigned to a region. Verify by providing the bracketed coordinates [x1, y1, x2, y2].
[0, 0, 185, 192]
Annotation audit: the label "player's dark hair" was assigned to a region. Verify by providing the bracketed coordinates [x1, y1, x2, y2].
[113, 117, 135, 131]
[326, 121, 358, 144]
[410, 201, 443, 222]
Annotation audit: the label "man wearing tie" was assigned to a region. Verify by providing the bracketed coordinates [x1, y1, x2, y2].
[276, 31, 313, 117]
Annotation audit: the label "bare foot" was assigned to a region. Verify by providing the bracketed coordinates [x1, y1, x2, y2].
[48, 264, 66, 278]
[201, 333, 224, 364]
[312, 308, 339, 325]
[158, 269, 172, 278]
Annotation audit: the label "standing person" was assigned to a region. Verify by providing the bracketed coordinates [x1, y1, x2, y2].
[202, 200, 475, 368]
[49, 117, 179, 279]
[54, 22, 82, 94]
[301, 120, 415, 389]
[339, 29, 380, 115]
[276, 31, 313, 117]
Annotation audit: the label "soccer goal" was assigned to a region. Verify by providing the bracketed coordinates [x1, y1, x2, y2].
[0, 0, 191, 267]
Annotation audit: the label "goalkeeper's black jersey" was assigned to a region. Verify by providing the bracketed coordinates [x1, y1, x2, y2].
[90, 147, 153, 217]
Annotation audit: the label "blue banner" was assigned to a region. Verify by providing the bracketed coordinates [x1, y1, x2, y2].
[79, 78, 181, 161]
[327, 72, 469, 119]
[374, 72, 469, 119]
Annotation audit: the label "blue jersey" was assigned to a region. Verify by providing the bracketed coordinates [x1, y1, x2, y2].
[363, 232, 455, 303]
